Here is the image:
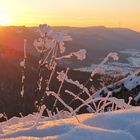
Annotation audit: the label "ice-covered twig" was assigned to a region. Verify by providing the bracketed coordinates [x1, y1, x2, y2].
[32, 105, 46, 128]
[20, 39, 27, 97]
[0, 113, 3, 118]
[53, 68, 69, 110]
[47, 63, 57, 89]
[70, 94, 132, 115]
[128, 97, 133, 105]
[97, 92, 112, 111]
[65, 90, 95, 113]
[91, 52, 119, 77]
[34, 25, 72, 70]
[62, 52, 119, 111]
[3, 112, 8, 121]
[56, 49, 86, 61]
[57, 71, 90, 97]
[46, 91, 73, 113]
[0, 113, 3, 131]
[46, 109, 53, 118]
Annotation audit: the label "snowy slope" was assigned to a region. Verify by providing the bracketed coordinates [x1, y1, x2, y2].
[89, 69, 140, 109]
[1, 107, 140, 140]
[76, 49, 140, 74]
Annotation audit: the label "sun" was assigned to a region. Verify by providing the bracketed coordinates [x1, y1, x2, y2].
[0, 12, 12, 26]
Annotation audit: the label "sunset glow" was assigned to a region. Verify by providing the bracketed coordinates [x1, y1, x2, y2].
[0, 0, 140, 31]
[0, 10, 12, 26]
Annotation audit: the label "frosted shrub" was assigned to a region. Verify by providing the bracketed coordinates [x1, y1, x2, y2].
[20, 39, 27, 97]
[33, 24, 86, 108]
[0, 114, 4, 132]
[33, 105, 46, 128]
[0, 113, 3, 118]
[56, 49, 86, 61]
[17, 24, 134, 125]
[91, 52, 119, 77]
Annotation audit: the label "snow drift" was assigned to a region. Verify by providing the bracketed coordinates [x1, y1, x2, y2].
[0, 107, 140, 140]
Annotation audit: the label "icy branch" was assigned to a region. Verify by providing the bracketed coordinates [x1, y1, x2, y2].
[20, 39, 27, 97]
[57, 70, 90, 97]
[46, 91, 73, 113]
[33, 105, 46, 128]
[65, 90, 95, 113]
[56, 49, 86, 61]
[91, 52, 119, 77]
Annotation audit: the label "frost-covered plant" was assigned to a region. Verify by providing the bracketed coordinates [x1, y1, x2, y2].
[56, 49, 86, 61]
[57, 70, 90, 97]
[3, 112, 8, 122]
[20, 39, 27, 97]
[33, 24, 86, 109]
[0, 113, 3, 118]
[0, 113, 4, 132]
[56, 52, 119, 113]
[52, 68, 69, 110]
[34, 24, 73, 68]
[91, 52, 119, 77]
[69, 92, 132, 115]
[33, 105, 46, 128]
[16, 24, 134, 126]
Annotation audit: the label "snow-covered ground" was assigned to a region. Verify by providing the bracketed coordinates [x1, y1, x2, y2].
[75, 62, 134, 74]
[76, 49, 140, 74]
[120, 49, 140, 68]
[1, 107, 140, 140]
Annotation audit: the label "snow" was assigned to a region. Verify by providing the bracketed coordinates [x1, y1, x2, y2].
[120, 49, 140, 57]
[76, 49, 140, 74]
[76, 62, 135, 74]
[128, 57, 140, 67]
[134, 92, 140, 102]
[121, 48, 140, 68]
[1, 107, 140, 140]
[90, 69, 140, 99]
[124, 75, 140, 90]
[91, 52, 119, 77]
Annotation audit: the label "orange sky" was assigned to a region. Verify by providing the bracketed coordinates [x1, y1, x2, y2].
[0, 0, 140, 31]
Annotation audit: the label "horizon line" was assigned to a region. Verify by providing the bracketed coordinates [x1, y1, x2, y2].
[0, 24, 139, 33]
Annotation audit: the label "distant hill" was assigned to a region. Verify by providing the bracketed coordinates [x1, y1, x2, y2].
[0, 26, 140, 69]
[56, 26, 140, 68]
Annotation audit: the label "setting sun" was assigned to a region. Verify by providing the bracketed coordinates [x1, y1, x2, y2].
[0, 11, 12, 26]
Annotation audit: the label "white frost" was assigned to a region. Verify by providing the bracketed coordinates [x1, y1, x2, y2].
[1, 107, 140, 140]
